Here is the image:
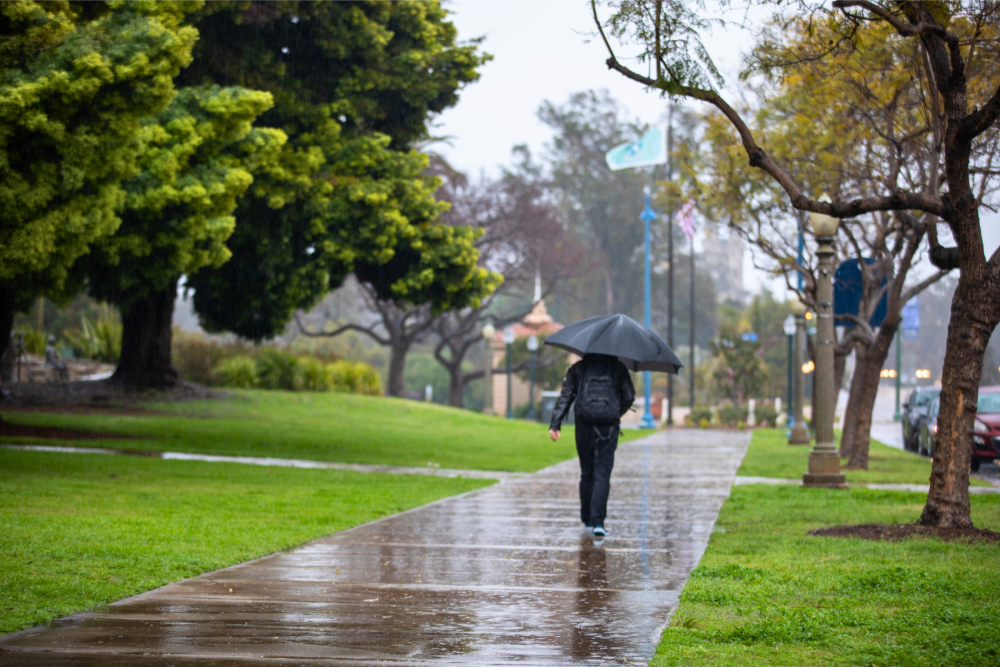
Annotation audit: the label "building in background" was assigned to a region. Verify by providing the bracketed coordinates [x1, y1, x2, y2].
[701, 228, 747, 304]
[488, 300, 565, 416]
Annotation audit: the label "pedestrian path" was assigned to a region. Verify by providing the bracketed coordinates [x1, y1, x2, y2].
[0, 430, 751, 666]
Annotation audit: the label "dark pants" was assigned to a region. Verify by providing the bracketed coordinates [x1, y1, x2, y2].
[575, 421, 618, 527]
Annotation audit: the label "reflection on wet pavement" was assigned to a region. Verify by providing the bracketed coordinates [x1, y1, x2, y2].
[0, 430, 750, 666]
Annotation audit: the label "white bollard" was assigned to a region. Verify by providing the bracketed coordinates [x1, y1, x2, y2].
[775, 397, 782, 416]
[747, 398, 756, 427]
[662, 398, 668, 425]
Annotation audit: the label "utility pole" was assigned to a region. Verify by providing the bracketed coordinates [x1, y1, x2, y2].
[666, 104, 674, 426]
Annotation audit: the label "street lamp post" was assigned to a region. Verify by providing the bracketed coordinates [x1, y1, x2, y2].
[527, 334, 539, 420]
[640, 188, 657, 429]
[482, 323, 496, 414]
[893, 327, 902, 421]
[784, 314, 796, 428]
[789, 298, 811, 444]
[503, 327, 515, 419]
[803, 196, 847, 488]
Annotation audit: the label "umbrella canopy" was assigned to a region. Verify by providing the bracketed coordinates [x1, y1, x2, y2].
[543, 314, 683, 374]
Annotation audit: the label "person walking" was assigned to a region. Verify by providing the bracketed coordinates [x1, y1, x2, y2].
[549, 353, 635, 537]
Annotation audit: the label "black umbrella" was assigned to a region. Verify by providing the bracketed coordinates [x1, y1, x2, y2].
[543, 314, 683, 373]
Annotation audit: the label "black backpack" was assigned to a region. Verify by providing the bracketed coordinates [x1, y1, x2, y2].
[576, 359, 621, 424]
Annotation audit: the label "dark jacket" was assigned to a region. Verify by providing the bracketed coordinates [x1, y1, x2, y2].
[549, 354, 635, 430]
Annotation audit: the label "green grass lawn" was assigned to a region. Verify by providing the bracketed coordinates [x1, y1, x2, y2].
[2, 391, 593, 472]
[654, 430, 1000, 666]
[738, 428, 991, 486]
[0, 448, 491, 635]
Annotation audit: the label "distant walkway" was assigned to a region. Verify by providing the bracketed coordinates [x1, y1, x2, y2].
[0, 430, 750, 666]
[0, 443, 527, 480]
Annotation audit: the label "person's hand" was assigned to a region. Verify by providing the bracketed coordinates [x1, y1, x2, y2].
[549, 429, 561, 442]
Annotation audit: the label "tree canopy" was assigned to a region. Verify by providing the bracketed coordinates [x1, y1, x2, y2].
[0, 0, 198, 346]
[181, 1, 497, 341]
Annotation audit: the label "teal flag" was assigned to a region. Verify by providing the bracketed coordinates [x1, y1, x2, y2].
[605, 127, 667, 171]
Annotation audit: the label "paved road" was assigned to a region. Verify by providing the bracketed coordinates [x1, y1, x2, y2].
[0, 429, 750, 666]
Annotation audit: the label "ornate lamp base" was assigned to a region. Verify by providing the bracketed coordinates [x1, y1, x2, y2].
[788, 422, 811, 445]
[803, 446, 847, 488]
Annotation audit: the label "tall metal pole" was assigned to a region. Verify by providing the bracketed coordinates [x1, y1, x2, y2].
[640, 192, 656, 429]
[803, 235, 846, 487]
[505, 341, 513, 419]
[786, 331, 794, 427]
[666, 105, 674, 426]
[689, 233, 695, 411]
[893, 327, 902, 421]
[528, 347, 537, 421]
[789, 311, 810, 444]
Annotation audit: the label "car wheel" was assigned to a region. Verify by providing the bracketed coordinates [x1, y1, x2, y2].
[971, 457, 981, 472]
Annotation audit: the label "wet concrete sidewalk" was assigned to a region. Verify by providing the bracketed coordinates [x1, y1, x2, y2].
[0, 429, 750, 666]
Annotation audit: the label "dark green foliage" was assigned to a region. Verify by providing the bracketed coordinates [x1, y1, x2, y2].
[711, 325, 769, 403]
[0, 1, 198, 339]
[754, 403, 778, 427]
[687, 405, 713, 426]
[716, 402, 749, 427]
[181, 2, 497, 340]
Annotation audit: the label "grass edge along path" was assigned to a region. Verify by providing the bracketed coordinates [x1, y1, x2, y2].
[652, 430, 1000, 667]
[2, 390, 647, 473]
[738, 427, 992, 486]
[0, 448, 492, 636]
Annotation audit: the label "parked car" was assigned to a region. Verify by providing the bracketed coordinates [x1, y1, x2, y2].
[971, 386, 1000, 472]
[917, 388, 1000, 471]
[902, 386, 940, 450]
[917, 398, 940, 458]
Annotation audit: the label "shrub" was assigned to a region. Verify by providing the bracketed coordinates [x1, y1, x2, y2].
[298, 356, 331, 391]
[213, 356, 259, 388]
[61, 305, 121, 363]
[328, 360, 382, 396]
[755, 403, 779, 427]
[716, 403, 749, 427]
[173, 331, 256, 386]
[687, 406, 713, 427]
[256, 348, 302, 391]
[698, 417, 710, 429]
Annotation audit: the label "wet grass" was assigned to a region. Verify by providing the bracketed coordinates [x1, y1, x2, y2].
[738, 428, 991, 486]
[0, 390, 651, 472]
[0, 448, 491, 635]
[654, 430, 1000, 666]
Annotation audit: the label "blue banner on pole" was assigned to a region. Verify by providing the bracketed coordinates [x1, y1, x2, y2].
[901, 296, 919, 340]
[834, 258, 887, 328]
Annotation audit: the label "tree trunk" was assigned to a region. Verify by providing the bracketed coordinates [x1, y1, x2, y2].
[921, 278, 998, 527]
[387, 342, 408, 398]
[447, 364, 464, 408]
[847, 320, 898, 469]
[839, 343, 868, 457]
[0, 283, 15, 397]
[833, 345, 848, 401]
[112, 279, 179, 391]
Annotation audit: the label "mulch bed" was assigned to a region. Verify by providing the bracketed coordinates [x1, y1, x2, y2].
[0, 419, 132, 441]
[811, 523, 1000, 544]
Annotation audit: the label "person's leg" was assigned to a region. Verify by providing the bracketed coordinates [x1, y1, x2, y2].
[589, 425, 619, 528]
[575, 423, 596, 526]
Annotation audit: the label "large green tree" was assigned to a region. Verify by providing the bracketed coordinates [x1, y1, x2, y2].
[181, 2, 496, 342]
[595, 0, 1000, 527]
[76, 85, 285, 389]
[0, 1, 198, 391]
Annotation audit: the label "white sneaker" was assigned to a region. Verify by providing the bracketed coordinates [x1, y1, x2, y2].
[592, 525, 608, 537]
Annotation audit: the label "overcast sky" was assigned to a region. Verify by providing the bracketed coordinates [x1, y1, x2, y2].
[433, 0, 999, 302]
